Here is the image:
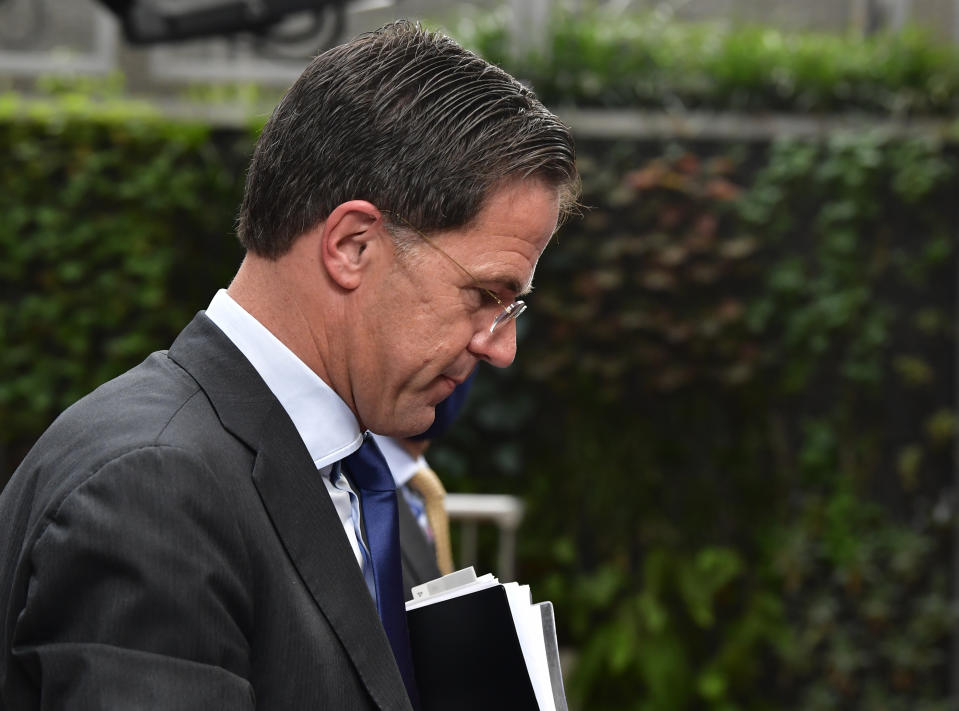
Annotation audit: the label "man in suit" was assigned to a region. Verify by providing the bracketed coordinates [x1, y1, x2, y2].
[378, 433, 443, 595]
[0, 20, 577, 711]
[376, 372, 477, 596]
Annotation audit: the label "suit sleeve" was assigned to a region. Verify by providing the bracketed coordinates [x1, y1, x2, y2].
[10, 445, 256, 709]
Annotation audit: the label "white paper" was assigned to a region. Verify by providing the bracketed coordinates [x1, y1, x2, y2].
[503, 583, 556, 711]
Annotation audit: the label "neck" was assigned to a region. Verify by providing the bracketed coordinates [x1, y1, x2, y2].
[227, 252, 336, 389]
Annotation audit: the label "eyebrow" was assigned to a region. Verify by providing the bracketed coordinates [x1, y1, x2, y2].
[475, 272, 530, 298]
[386, 211, 545, 300]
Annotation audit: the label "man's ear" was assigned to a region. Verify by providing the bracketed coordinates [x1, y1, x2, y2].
[320, 201, 387, 290]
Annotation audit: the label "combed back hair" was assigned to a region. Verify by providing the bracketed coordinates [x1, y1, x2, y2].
[236, 20, 578, 258]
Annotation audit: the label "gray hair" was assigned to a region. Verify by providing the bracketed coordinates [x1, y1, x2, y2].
[236, 20, 578, 258]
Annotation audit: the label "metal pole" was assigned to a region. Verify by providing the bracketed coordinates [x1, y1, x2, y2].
[497, 525, 518, 581]
[460, 521, 478, 568]
[510, 0, 550, 61]
[887, 0, 911, 31]
[952, 139, 959, 711]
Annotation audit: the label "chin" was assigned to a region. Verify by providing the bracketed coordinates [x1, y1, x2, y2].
[402, 412, 437, 438]
[372, 407, 436, 439]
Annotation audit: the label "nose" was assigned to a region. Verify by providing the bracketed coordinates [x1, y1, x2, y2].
[468, 321, 517, 368]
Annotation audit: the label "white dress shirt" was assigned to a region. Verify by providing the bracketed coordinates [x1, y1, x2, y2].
[205, 289, 368, 570]
[372, 434, 432, 539]
[372, 434, 425, 489]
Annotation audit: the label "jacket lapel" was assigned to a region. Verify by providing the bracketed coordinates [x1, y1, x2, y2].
[168, 313, 412, 711]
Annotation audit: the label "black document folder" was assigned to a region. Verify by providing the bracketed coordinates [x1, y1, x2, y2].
[405, 569, 567, 711]
[408, 585, 539, 710]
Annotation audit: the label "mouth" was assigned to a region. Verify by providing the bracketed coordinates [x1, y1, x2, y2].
[430, 364, 476, 403]
[436, 374, 459, 396]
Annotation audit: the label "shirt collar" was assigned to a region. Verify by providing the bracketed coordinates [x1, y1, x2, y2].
[205, 289, 364, 469]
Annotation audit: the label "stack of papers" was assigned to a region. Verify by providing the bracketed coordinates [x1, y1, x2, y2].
[405, 567, 568, 711]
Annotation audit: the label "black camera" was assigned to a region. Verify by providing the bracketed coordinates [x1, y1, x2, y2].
[97, 0, 345, 44]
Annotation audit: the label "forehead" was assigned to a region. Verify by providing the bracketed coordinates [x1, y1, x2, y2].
[434, 181, 561, 293]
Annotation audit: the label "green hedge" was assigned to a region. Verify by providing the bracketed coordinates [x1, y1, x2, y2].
[450, 8, 959, 114]
[443, 135, 958, 710]
[0, 92, 245, 471]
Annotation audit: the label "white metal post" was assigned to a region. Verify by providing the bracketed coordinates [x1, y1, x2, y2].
[510, 0, 550, 60]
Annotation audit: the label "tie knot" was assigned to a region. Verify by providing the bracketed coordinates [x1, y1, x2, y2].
[344, 436, 395, 492]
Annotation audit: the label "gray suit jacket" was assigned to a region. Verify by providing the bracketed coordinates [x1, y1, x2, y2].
[0, 314, 414, 710]
[397, 492, 442, 600]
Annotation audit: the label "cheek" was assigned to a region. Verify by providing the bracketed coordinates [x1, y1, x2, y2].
[400, 317, 474, 376]
[407, 293, 470, 337]
[373, 276, 474, 369]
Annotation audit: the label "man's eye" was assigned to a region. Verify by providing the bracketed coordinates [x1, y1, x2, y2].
[467, 288, 498, 310]
[480, 289, 504, 306]
[462, 288, 483, 307]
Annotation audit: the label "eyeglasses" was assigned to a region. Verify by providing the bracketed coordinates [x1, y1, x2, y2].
[382, 212, 527, 335]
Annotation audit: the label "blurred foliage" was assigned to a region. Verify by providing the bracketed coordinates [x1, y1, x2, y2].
[770, 484, 956, 711]
[3, 19, 959, 710]
[449, 6, 959, 114]
[431, 135, 957, 710]
[0, 90, 245, 470]
[436, 135, 958, 709]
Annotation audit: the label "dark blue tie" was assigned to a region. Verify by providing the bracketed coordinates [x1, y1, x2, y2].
[344, 434, 421, 709]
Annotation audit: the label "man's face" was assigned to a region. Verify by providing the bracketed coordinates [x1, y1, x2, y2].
[350, 179, 560, 437]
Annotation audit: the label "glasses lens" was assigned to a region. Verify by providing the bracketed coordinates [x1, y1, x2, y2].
[489, 300, 527, 334]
